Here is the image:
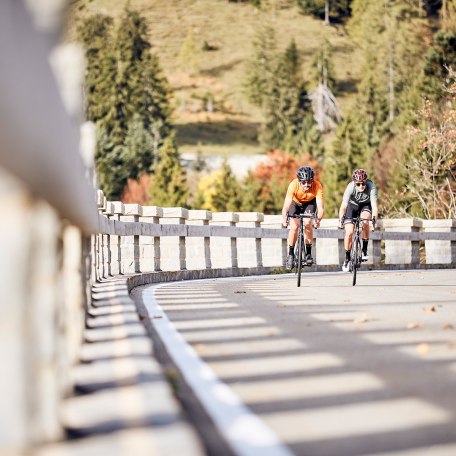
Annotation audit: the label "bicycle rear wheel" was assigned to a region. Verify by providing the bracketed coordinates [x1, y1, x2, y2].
[296, 230, 303, 287]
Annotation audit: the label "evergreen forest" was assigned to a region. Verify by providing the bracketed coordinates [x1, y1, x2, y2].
[68, 0, 456, 219]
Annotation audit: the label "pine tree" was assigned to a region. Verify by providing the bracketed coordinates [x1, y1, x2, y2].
[240, 171, 265, 212]
[79, 7, 174, 200]
[420, 31, 456, 101]
[105, 7, 151, 146]
[95, 126, 129, 199]
[323, 113, 369, 216]
[309, 39, 337, 93]
[123, 114, 154, 179]
[211, 160, 242, 212]
[261, 39, 319, 154]
[149, 137, 189, 207]
[244, 17, 277, 106]
[141, 53, 173, 150]
[78, 14, 116, 123]
[179, 27, 201, 74]
[297, 0, 353, 24]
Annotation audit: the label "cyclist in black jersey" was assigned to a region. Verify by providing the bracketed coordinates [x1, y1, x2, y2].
[338, 169, 378, 272]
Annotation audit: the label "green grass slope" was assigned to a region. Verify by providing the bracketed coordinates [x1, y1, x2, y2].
[67, 0, 361, 157]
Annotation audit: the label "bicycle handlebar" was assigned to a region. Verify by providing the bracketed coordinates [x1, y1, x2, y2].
[339, 216, 376, 231]
[288, 214, 316, 219]
[286, 213, 318, 229]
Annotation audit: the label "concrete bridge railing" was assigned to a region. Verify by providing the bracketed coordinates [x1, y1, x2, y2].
[95, 190, 456, 281]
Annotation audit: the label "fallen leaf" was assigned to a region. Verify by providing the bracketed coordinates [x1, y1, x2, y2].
[353, 314, 369, 323]
[442, 323, 454, 330]
[152, 315, 163, 319]
[416, 343, 430, 355]
[235, 290, 246, 294]
[407, 322, 422, 329]
[424, 306, 437, 313]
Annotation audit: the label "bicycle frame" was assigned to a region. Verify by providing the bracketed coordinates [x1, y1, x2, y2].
[289, 213, 316, 287]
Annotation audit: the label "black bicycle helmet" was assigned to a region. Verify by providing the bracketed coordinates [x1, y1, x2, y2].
[297, 166, 314, 182]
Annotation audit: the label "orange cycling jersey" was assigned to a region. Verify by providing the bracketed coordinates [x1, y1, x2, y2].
[286, 178, 324, 205]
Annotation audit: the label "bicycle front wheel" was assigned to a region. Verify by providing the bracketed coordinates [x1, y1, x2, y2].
[296, 231, 303, 287]
[352, 235, 361, 286]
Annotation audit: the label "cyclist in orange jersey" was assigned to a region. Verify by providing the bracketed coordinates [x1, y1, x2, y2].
[281, 166, 324, 270]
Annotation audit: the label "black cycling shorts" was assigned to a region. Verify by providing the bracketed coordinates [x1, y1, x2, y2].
[288, 199, 317, 218]
[344, 201, 372, 224]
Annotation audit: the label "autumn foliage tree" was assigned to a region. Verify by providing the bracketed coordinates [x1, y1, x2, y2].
[395, 99, 455, 218]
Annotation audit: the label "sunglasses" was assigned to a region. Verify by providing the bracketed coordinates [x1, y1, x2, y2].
[355, 181, 367, 187]
[299, 180, 312, 186]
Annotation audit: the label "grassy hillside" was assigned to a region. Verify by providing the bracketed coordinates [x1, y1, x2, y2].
[66, 0, 362, 157]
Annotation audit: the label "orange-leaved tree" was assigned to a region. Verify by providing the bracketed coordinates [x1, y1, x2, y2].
[241, 149, 320, 214]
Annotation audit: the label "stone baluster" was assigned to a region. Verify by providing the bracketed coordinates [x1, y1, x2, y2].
[187, 210, 212, 270]
[371, 220, 382, 267]
[120, 204, 143, 274]
[102, 202, 114, 277]
[160, 207, 188, 271]
[236, 212, 264, 268]
[422, 219, 456, 265]
[96, 190, 106, 280]
[382, 218, 422, 266]
[139, 206, 163, 272]
[210, 212, 239, 269]
[261, 215, 287, 267]
[315, 218, 340, 265]
[109, 201, 125, 275]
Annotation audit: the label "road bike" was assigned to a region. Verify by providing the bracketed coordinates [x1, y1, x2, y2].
[347, 216, 375, 286]
[289, 213, 317, 288]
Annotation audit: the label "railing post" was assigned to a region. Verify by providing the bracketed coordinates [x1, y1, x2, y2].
[120, 204, 143, 274]
[96, 190, 106, 280]
[210, 212, 239, 269]
[187, 210, 212, 270]
[382, 218, 422, 266]
[102, 202, 114, 277]
[261, 215, 286, 267]
[140, 206, 163, 272]
[236, 212, 264, 268]
[372, 220, 382, 267]
[316, 218, 340, 265]
[109, 201, 125, 275]
[160, 207, 188, 271]
[422, 219, 456, 265]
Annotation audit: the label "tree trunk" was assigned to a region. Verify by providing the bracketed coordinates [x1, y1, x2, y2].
[325, 1, 330, 25]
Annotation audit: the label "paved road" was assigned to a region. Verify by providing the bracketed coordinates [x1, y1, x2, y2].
[133, 269, 456, 456]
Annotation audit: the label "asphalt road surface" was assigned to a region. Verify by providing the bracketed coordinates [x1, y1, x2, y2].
[133, 269, 456, 456]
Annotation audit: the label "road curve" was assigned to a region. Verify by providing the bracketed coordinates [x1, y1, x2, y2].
[132, 269, 456, 456]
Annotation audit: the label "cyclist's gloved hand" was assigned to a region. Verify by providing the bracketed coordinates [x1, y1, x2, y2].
[372, 216, 377, 229]
[339, 217, 345, 229]
[282, 215, 289, 227]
